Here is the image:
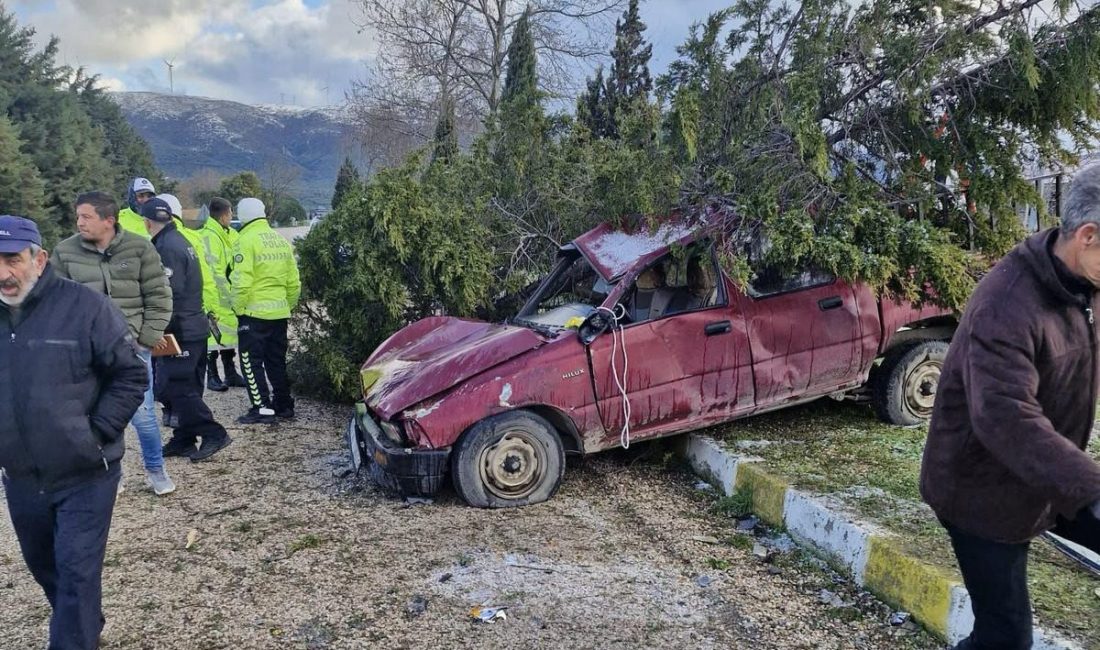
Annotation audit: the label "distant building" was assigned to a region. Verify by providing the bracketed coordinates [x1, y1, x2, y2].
[1019, 153, 1100, 231]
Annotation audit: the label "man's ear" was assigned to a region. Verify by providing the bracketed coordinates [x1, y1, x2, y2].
[1076, 222, 1100, 247]
[33, 247, 48, 272]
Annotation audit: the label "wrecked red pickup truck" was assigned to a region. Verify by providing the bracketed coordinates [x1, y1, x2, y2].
[346, 220, 956, 507]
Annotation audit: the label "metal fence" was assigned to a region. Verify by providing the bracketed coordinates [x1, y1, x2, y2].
[1018, 171, 1068, 233]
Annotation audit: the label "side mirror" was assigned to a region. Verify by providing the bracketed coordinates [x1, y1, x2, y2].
[578, 311, 611, 345]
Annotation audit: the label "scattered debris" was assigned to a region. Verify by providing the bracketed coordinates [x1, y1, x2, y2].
[762, 533, 797, 554]
[470, 606, 508, 624]
[766, 566, 782, 576]
[691, 535, 721, 545]
[406, 594, 428, 619]
[439, 573, 453, 583]
[206, 504, 248, 518]
[752, 543, 775, 563]
[736, 516, 758, 532]
[507, 563, 554, 574]
[333, 467, 354, 479]
[695, 575, 712, 588]
[889, 611, 911, 626]
[694, 480, 714, 491]
[818, 589, 851, 609]
[404, 497, 434, 506]
[734, 440, 776, 450]
[185, 529, 200, 550]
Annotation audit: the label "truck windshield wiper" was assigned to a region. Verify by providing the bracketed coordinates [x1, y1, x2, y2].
[509, 317, 558, 337]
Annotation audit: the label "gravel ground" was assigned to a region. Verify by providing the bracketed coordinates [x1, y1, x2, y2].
[0, 390, 942, 649]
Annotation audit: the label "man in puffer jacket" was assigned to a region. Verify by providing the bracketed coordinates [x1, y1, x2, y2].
[51, 191, 177, 494]
[142, 198, 232, 462]
[0, 215, 147, 650]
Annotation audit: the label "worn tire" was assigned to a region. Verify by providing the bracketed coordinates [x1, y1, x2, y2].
[872, 340, 950, 426]
[451, 410, 565, 508]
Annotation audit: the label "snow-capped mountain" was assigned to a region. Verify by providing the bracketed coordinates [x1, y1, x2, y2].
[112, 92, 361, 207]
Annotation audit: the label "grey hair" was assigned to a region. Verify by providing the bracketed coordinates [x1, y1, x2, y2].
[29, 244, 42, 257]
[1062, 163, 1100, 234]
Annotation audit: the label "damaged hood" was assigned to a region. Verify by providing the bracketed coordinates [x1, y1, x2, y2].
[362, 316, 549, 419]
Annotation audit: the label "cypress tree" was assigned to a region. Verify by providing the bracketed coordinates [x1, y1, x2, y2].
[606, 0, 653, 117]
[500, 8, 538, 107]
[0, 114, 50, 241]
[576, 66, 614, 138]
[495, 8, 545, 197]
[576, 0, 653, 140]
[332, 157, 362, 209]
[430, 98, 459, 166]
[0, 5, 161, 238]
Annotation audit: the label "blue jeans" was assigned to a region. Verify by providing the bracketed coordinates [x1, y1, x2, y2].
[131, 348, 164, 471]
[4, 464, 121, 650]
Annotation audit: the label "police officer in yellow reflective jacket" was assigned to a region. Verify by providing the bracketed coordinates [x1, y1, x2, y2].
[231, 198, 300, 424]
[200, 197, 245, 392]
[119, 177, 157, 238]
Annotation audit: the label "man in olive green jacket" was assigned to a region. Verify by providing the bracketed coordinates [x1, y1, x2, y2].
[50, 191, 177, 495]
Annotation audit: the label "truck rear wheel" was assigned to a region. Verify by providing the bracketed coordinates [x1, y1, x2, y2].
[872, 340, 950, 426]
[451, 411, 565, 508]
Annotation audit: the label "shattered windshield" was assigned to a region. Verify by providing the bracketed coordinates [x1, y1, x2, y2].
[514, 252, 613, 331]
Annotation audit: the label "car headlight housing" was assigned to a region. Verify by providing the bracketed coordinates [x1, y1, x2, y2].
[360, 367, 381, 393]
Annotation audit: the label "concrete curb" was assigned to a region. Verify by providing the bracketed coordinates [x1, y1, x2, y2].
[679, 434, 1082, 649]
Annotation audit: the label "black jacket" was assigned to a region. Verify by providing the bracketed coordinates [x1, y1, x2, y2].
[0, 265, 147, 491]
[152, 222, 207, 343]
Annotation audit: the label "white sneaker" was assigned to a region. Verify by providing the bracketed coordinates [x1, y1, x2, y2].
[146, 468, 177, 496]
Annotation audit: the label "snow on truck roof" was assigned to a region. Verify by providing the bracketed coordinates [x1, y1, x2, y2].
[571, 219, 698, 281]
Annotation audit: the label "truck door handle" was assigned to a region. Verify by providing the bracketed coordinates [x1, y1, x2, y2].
[818, 296, 843, 311]
[705, 321, 732, 336]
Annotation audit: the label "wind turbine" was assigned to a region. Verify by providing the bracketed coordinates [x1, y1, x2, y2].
[164, 59, 175, 94]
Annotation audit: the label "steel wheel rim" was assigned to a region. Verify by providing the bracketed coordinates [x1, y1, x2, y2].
[904, 355, 942, 418]
[478, 430, 546, 500]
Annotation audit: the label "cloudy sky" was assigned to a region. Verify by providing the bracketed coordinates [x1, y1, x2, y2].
[8, 0, 731, 108]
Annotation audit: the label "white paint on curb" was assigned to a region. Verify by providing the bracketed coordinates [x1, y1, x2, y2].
[784, 489, 873, 583]
[680, 434, 750, 496]
[946, 584, 976, 645]
[680, 434, 1083, 650]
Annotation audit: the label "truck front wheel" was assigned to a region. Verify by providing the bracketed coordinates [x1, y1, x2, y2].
[451, 411, 565, 508]
[872, 340, 950, 426]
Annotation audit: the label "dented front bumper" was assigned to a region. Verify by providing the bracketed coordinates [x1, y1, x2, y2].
[346, 403, 450, 497]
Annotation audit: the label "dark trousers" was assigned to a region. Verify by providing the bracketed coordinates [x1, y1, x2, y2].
[945, 509, 1100, 649]
[238, 316, 292, 411]
[3, 464, 120, 650]
[154, 339, 228, 445]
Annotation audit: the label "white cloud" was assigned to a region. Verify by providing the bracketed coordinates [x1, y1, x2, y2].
[9, 0, 376, 106]
[95, 76, 128, 92]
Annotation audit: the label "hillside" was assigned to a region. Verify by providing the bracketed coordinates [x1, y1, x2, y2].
[112, 92, 362, 207]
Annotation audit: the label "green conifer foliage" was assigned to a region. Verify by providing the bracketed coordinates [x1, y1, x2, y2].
[0, 114, 48, 239]
[331, 157, 362, 209]
[0, 5, 162, 240]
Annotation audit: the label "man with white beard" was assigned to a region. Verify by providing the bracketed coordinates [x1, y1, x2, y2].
[0, 215, 147, 650]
